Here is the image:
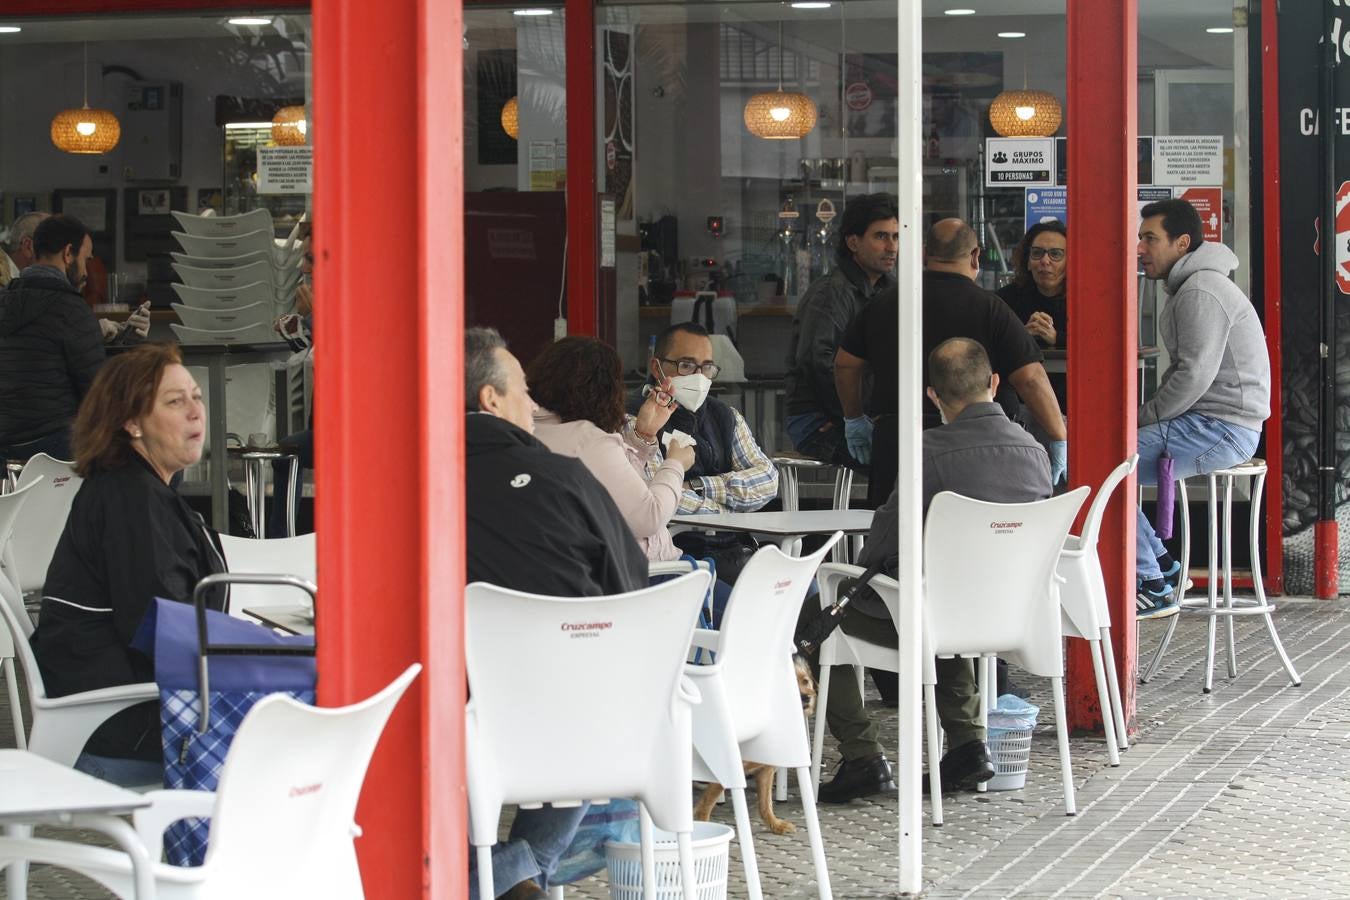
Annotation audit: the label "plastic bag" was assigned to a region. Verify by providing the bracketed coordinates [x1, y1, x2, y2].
[987, 693, 1040, 732]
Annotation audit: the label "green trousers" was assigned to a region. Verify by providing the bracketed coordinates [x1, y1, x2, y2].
[797, 596, 985, 762]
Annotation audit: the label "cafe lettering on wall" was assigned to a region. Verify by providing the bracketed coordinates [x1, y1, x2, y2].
[1277, 1, 1350, 589]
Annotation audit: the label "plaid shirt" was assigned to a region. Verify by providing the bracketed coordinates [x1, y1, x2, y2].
[646, 408, 778, 514]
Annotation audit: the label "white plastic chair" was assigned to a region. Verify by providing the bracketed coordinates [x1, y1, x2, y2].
[1057, 455, 1139, 762]
[0, 478, 43, 749]
[0, 588, 158, 768]
[922, 489, 1089, 818]
[0, 664, 420, 900]
[218, 533, 317, 618]
[685, 535, 842, 900]
[465, 572, 710, 900]
[10, 455, 83, 597]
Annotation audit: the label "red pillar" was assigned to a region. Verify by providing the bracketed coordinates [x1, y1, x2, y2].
[1261, 0, 1285, 595]
[566, 0, 598, 336]
[314, 0, 465, 896]
[1065, 0, 1138, 733]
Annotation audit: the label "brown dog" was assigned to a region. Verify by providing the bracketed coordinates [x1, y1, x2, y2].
[693, 655, 817, 835]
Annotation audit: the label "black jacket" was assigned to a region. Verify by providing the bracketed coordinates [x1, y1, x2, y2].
[466, 413, 647, 596]
[33, 454, 227, 759]
[0, 266, 107, 445]
[784, 258, 891, 419]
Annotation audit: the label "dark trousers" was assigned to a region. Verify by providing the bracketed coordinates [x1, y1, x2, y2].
[793, 417, 867, 470]
[867, 415, 898, 509]
[0, 427, 73, 463]
[797, 593, 985, 762]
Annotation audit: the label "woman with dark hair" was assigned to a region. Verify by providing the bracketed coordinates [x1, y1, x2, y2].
[526, 336, 694, 561]
[998, 220, 1068, 410]
[31, 343, 227, 786]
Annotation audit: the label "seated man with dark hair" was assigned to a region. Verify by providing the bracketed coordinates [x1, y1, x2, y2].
[464, 326, 648, 900]
[811, 337, 1053, 802]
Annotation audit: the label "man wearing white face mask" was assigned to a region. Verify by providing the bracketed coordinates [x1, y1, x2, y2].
[634, 322, 778, 516]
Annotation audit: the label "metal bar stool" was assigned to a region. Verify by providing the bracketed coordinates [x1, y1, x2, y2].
[771, 452, 855, 561]
[240, 450, 300, 538]
[1142, 458, 1301, 692]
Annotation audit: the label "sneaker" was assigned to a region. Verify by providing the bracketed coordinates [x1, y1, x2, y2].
[1136, 584, 1179, 620]
[503, 879, 549, 900]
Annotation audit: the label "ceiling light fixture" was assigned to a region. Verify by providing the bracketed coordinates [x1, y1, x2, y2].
[998, 31, 1026, 38]
[227, 16, 274, 26]
[0, 26, 21, 34]
[271, 105, 308, 146]
[944, 8, 977, 15]
[501, 96, 519, 140]
[743, 21, 817, 140]
[988, 62, 1061, 138]
[790, 2, 833, 8]
[513, 8, 554, 16]
[50, 42, 121, 155]
[1206, 26, 1234, 34]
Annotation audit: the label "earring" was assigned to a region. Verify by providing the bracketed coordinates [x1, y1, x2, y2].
[132, 430, 142, 439]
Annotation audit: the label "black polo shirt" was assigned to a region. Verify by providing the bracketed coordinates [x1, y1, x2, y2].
[838, 271, 1043, 427]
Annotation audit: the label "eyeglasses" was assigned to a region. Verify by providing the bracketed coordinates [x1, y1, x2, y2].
[1029, 247, 1066, 262]
[660, 358, 721, 379]
[641, 384, 677, 408]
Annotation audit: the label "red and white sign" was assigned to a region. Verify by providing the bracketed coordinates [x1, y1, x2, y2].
[1179, 187, 1223, 244]
[1315, 181, 1350, 295]
[844, 82, 873, 111]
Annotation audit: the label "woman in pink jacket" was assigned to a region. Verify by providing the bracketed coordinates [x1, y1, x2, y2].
[527, 336, 694, 560]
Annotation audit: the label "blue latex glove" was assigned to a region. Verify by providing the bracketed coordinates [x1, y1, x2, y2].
[1048, 440, 1068, 486]
[845, 415, 874, 465]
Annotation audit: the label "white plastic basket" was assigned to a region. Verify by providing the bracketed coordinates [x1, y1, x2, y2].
[986, 726, 1033, 790]
[605, 821, 733, 900]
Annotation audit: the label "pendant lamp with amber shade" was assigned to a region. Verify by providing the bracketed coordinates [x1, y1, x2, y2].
[988, 65, 1061, 138]
[271, 105, 307, 145]
[743, 22, 816, 140]
[51, 43, 121, 155]
[500, 96, 519, 140]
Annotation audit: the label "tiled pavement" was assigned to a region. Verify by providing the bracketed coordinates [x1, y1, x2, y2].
[5, 598, 1350, 898]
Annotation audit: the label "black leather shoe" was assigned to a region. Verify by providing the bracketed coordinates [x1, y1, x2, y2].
[817, 753, 898, 803]
[939, 740, 995, 791]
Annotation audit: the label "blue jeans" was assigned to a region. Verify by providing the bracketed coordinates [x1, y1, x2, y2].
[268, 428, 313, 538]
[74, 752, 164, 788]
[0, 427, 73, 462]
[469, 803, 591, 896]
[786, 413, 864, 469]
[1136, 413, 1259, 582]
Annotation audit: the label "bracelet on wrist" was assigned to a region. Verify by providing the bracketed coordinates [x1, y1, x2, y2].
[633, 426, 657, 445]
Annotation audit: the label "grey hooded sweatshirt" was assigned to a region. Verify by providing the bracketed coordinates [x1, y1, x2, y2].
[1140, 241, 1270, 433]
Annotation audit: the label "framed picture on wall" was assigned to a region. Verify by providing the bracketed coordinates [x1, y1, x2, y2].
[53, 188, 117, 266]
[137, 189, 171, 216]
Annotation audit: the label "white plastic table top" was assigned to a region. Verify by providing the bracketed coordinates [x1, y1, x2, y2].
[671, 509, 873, 542]
[0, 748, 156, 899]
[0, 750, 150, 820]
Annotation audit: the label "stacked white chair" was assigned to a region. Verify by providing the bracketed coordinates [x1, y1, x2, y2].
[169, 209, 307, 346]
[0, 664, 419, 900]
[1056, 455, 1140, 762]
[685, 536, 842, 900]
[465, 572, 710, 900]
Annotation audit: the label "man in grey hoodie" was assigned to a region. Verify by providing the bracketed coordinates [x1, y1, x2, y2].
[1134, 199, 1270, 618]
